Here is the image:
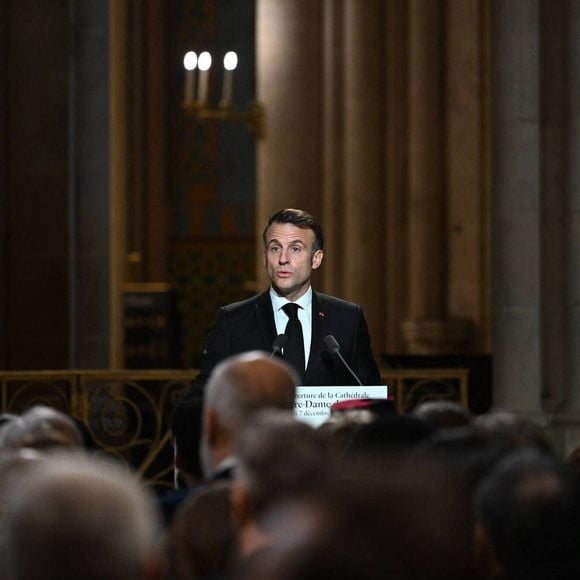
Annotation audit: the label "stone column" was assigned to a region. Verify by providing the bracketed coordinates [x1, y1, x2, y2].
[403, 0, 471, 353]
[491, 0, 543, 412]
[321, 0, 344, 297]
[256, 0, 323, 289]
[342, 0, 386, 348]
[384, 0, 409, 353]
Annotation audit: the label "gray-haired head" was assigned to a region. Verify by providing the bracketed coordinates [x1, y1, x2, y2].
[0, 406, 83, 452]
[204, 351, 298, 436]
[201, 351, 298, 477]
[2, 451, 162, 580]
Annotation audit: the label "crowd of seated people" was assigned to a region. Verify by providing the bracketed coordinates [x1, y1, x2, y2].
[1, 356, 580, 580]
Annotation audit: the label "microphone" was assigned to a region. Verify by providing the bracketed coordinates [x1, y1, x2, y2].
[271, 334, 288, 357]
[323, 335, 363, 386]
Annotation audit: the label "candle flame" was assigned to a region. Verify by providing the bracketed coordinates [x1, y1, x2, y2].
[198, 52, 212, 71]
[223, 51, 238, 71]
[183, 51, 197, 71]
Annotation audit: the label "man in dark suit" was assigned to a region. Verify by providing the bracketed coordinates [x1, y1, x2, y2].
[195, 208, 381, 386]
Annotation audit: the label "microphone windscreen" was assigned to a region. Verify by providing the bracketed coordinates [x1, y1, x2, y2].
[323, 335, 340, 354]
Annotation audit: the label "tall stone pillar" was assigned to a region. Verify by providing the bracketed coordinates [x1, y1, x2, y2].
[321, 0, 344, 297]
[403, 0, 471, 353]
[342, 0, 386, 347]
[491, 0, 542, 412]
[256, 0, 323, 289]
[0, 0, 111, 369]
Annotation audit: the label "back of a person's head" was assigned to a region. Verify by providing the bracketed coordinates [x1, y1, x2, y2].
[239, 460, 478, 580]
[0, 405, 83, 452]
[235, 410, 332, 517]
[317, 409, 374, 461]
[2, 452, 162, 580]
[168, 482, 237, 580]
[473, 409, 554, 455]
[0, 448, 46, 557]
[413, 400, 471, 430]
[344, 414, 435, 465]
[475, 448, 580, 577]
[412, 426, 510, 496]
[205, 351, 297, 436]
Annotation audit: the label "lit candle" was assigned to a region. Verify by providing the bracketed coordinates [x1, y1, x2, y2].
[221, 51, 238, 106]
[197, 51, 212, 104]
[183, 51, 197, 104]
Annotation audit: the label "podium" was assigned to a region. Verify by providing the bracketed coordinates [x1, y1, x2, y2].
[294, 385, 389, 427]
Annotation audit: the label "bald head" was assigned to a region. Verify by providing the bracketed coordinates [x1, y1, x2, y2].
[201, 352, 298, 476]
[205, 352, 298, 434]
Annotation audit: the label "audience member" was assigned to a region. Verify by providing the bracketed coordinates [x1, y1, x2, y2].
[0, 412, 17, 431]
[475, 448, 580, 579]
[200, 351, 297, 481]
[232, 410, 332, 562]
[1, 451, 164, 580]
[171, 385, 205, 487]
[0, 448, 45, 560]
[344, 413, 435, 466]
[473, 409, 555, 456]
[168, 482, 237, 580]
[237, 459, 479, 580]
[412, 426, 510, 497]
[412, 399, 471, 430]
[160, 385, 206, 525]
[0, 405, 83, 451]
[317, 407, 374, 462]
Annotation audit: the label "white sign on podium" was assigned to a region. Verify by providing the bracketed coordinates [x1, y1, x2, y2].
[294, 385, 389, 428]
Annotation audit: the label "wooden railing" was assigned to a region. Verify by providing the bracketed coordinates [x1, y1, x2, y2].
[0, 367, 469, 490]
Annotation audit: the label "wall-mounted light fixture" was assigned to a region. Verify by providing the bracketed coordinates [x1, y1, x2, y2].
[182, 50, 263, 138]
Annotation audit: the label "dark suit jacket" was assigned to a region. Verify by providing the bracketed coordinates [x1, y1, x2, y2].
[195, 290, 381, 386]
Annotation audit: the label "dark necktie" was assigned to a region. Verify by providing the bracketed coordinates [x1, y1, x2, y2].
[282, 303, 305, 378]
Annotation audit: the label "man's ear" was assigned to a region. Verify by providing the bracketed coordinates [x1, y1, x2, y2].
[312, 249, 323, 270]
[205, 408, 219, 445]
[231, 481, 251, 525]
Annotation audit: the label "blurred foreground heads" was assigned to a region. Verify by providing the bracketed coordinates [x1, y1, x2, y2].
[236, 458, 479, 580]
[1, 452, 164, 580]
[233, 410, 332, 562]
[475, 448, 580, 580]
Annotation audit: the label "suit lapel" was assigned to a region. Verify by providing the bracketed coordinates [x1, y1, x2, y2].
[254, 291, 277, 351]
[305, 292, 328, 382]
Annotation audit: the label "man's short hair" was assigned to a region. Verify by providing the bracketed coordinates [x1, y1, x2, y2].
[475, 449, 580, 575]
[262, 208, 324, 253]
[205, 352, 298, 438]
[235, 410, 331, 516]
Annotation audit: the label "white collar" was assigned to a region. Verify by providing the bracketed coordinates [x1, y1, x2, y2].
[270, 286, 312, 312]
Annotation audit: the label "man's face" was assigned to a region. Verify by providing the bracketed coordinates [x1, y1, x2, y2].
[263, 222, 323, 301]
